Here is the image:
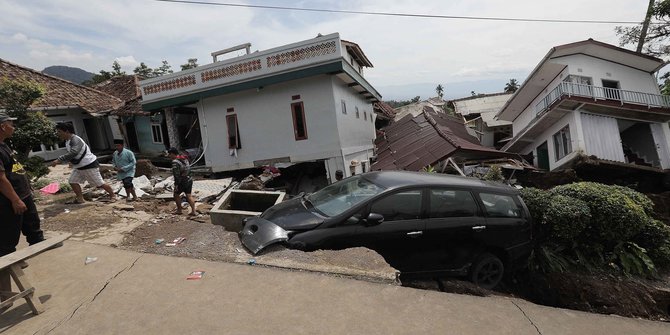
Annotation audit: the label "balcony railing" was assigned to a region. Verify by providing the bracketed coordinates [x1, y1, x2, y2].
[535, 82, 670, 117]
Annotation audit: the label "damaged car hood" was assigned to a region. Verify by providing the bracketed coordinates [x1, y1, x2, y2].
[239, 198, 325, 254]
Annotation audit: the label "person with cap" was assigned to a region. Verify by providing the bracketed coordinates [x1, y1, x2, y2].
[111, 139, 138, 202]
[50, 122, 116, 203]
[0, 109, 45, 311]
[167, 147, 196, 215]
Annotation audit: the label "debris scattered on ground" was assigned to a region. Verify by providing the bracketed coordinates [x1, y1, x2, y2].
[186, 271, 205, 280]
[165, 237, 186, 247]
[84, 256, 98, 265]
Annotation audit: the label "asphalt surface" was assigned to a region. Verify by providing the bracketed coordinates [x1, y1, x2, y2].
[2, 238, 670, 335]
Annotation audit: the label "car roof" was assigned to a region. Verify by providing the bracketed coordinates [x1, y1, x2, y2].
[361, 170, 517, 194]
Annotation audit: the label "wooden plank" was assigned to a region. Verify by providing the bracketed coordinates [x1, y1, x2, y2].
[9, 264, 44, 314]
[0, 287, 34, 308]
[0, 233, 71, 271]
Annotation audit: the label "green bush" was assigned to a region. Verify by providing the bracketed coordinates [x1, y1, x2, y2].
[611, 242, 657, 278]
[482, 165, 503, 182]
[542, 195, 590, 241]
[59, 183, 72, 193]
[22, 156, 50, 181]
[32, 178, 50, 189]
[549, 182, 647, 245]
[634, 219, 670, 267]
[519, 187, 551, 224]
[610, 185, 655, 216]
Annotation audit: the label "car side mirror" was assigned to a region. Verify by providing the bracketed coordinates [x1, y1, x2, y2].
[363, 213, 384, 226]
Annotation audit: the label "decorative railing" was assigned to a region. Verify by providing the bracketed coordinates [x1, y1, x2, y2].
[535, 82, 670, 117]
[140, 34, 343, 103]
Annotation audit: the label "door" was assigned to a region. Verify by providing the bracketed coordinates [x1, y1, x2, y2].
[476, 192, 531, 260]
[537, 141, 550, 170]
[124, 121, 140, 152]
[650, 123, 670, 169]
[353, 189, 425, 270]
[602, 79, 621, 101]
[421, 188, 485, 272]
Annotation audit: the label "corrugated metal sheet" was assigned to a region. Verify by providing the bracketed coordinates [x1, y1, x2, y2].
[582, 113, 626, 162]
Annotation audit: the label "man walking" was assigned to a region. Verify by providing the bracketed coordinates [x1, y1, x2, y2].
[167, 147, 196, 216]
[50, 122, 116, 203]
[112, 139, 138, 202]
[0, 110, 44, 311]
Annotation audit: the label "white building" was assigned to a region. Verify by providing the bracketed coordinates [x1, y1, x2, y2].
[139, 33, 381, 181]
[498, 39, 670, 171]
[451, 93, 514, 148]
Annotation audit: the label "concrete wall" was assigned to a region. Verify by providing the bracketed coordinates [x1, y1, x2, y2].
[520, 111, 581, 171]
[201, 75, 349, 172]
[132, 115, 167, 154]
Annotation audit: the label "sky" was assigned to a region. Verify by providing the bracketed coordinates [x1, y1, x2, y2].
[0, 0, 654, 100]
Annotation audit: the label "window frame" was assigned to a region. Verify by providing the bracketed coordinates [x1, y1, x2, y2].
[355, 106, 360, 119]
[226, 114, 241, 149]
[151, 123, 163, 144]
[553, 125, 572, 161]
[291, 101, 308, 141]
[341, 100, 347, 115]
[478, 192, 523, 218]
[428, 188, 479, 218]
[369, 189, 424, 222]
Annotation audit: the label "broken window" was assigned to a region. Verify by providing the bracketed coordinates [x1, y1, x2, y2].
[553, 125, 572, 161]
[291, 102, 308, 140]
[226, 114, 241, 149]
[151, 123, 163, 144]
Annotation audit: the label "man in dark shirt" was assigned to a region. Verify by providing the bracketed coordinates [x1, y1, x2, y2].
[167, 147, 196, 216]
[0, 110, 44, 310]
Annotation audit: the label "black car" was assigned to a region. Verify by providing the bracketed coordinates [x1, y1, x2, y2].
[239, 171, 533, 288]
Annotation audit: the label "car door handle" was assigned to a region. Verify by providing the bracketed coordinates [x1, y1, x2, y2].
[406, 231, 423, 237]
[472, 226, 486, 231]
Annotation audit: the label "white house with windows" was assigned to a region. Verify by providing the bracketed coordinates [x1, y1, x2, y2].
[497, 39, 670, 171]
[139, 33, 380, 181]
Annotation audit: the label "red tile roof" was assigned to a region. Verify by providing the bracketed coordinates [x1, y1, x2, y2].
[95, 75, 149, 116]
[371, 106, 519, 171]
[0, 58, 123, 116]
[373, 101, 396, 120]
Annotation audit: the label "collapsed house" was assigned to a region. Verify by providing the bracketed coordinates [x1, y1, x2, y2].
[371, 106, 520, 172]
[0, 58, 123, 160]
[137, 33, 381, 183]
[450, 92, 514, 149]
[498, 39, 670, 172]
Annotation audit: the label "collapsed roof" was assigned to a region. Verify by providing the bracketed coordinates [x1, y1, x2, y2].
[371, 106, 520, 171]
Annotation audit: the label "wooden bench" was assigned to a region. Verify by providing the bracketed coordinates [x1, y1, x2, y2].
[0, 233, 71, 315]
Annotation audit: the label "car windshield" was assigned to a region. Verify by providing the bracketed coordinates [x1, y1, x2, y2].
[306, 175, 386, 217]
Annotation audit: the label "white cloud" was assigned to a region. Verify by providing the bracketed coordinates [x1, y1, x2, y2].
[114, 56, 140, 71]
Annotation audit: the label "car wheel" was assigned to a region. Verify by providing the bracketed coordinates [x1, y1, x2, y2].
[469, 253, 504, 290]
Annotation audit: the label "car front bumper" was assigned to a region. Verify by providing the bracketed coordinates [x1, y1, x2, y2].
[238, 217, 289, 255]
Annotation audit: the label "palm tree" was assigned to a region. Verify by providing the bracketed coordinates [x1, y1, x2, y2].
[504, 79, 519, 93]
[435, 84, 444, 99]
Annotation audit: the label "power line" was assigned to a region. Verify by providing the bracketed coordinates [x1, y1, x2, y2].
[152, 0, 652, 25]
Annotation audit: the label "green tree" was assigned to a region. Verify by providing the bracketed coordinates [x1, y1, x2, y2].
[82, 60, 126, 86]
[616, 0, 670, 57]
[152, 60, 173, 77]
[0, 78, 58, 160]
[504, 79, 519, 93]
[111, 60, 125, 76]
[435, 84, 444, 99]
[133, 62, 153, 78]
[180, 58, 199, 71]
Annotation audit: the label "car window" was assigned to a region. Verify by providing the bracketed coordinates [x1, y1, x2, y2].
[370, 190, 422, 222]
[429, 189, 477, 218]
[479, 193, 522, 218]
[307, 175, 385, 217]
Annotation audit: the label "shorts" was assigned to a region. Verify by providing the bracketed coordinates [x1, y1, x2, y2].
[174, 179, 193, 195]
[69, 167, 105, 187]
[122, 177, 134, 189]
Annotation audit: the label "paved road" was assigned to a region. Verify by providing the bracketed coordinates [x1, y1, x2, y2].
[2, 240, 669, 335]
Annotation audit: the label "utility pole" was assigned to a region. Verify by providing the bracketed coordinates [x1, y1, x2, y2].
[637, 0, 656, 52]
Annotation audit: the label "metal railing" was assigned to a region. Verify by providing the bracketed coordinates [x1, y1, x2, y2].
[535, 82, 670, 116]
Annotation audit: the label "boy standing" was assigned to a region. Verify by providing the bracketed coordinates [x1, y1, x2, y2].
[112, 139, 138, 202]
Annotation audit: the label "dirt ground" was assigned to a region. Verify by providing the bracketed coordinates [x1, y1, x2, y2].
[32, 165, 670, 322]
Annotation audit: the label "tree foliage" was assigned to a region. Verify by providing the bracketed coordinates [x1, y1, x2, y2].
[384, 96, 421, 108]
[0, 78, 58, 160]
[504, 79, 519, 93]
[615, 0, 670, 57]
[435, 84, 444, 99]
[82, 60, 126, 86]
[180, 58, 199, 71]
